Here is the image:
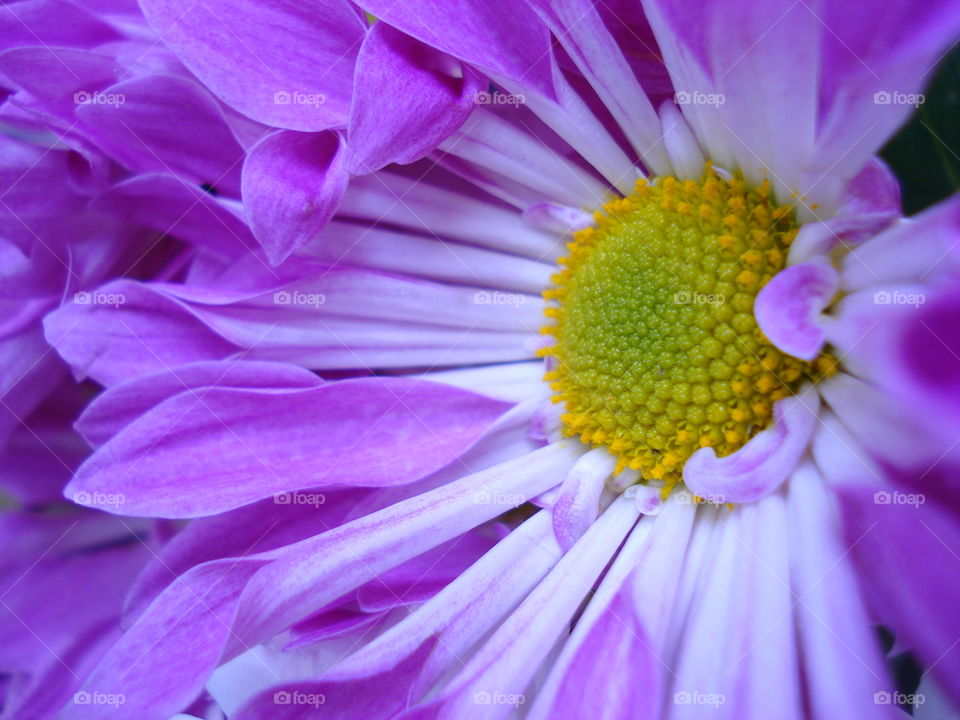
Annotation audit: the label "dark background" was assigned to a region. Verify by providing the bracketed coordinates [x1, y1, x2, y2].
[882, 45, 960, 214]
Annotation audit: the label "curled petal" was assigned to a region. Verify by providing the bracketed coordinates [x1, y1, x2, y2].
[241, 129, 348, 265]
[346, 23, 482, 174]
[755, 260, 838, 361]
[683, 390, 819, 502]
[552, 447, 616, 551]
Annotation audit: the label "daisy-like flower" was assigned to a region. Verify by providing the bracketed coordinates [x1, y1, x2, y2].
[3, 0, 960, 719]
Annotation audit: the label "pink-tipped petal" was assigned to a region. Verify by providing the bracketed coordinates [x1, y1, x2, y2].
[755, 260, 838, 361]
[683, 390, 819, 502]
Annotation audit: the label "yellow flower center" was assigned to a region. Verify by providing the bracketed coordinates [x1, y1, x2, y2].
[540, 169, 836, 488]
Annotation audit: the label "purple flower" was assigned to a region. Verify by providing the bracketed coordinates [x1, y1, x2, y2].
[2, 1, 960, 719]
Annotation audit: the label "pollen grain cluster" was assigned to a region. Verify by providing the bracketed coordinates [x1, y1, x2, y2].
[540, 169, 835, 486]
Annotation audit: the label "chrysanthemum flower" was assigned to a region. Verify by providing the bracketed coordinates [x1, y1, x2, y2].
[3, 0, 960, 719]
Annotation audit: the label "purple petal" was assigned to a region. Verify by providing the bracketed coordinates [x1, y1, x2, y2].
[0, 513, 149, 720]
[883, 290, 960, 442]
[285, 606, 382, 648]
[0, 134, 87, 253]
[789, 157, 903, 264]
[346, 23, 482, 175]
[81, 446, 576, 720]
[67, 377, 512, 517]
[44, 274, 537, 385]
[644, 0, 817, 199]
[526, 0, 670, 174]
[43, 281, 240, 386]
[75, 360, 323, 448]
[684, 390, 819, 502]
[233, 641, 436, 720]
[241, 130, 348, 265]
[60, 559, 267, 720]
[0, 328, 65, 450]
[75, 74, 245, 196]
[441, 111, 609, 208]
[819, 372, 943, 471]
[402, 494, 639, 719]
[355, 530, 497, 612]
[124, 489, 366, 624]
[0, 378, 88, 504]
[814, 0, 960, 192]
[843, 156, 902, 217]
[229, 442, 581, 654]
[595, 0, 672, 101]
[834, 484, 960, 709]
[0, 0, 120, 49]
[137, 0, 364, 130]
[0, 46, 120, 118]
[326, 510, 559, 696]
[755, 260, 838, 361]
[659, 99, 706, 179]
[530, 494, 697, 720]
[357, 0, 554, 97]
[842, 194, 960, 290]
[90, 173, 259, 257]
[536, 590, 655, 720]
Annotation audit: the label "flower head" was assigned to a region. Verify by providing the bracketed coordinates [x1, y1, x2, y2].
[2, 1, 960, 719]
